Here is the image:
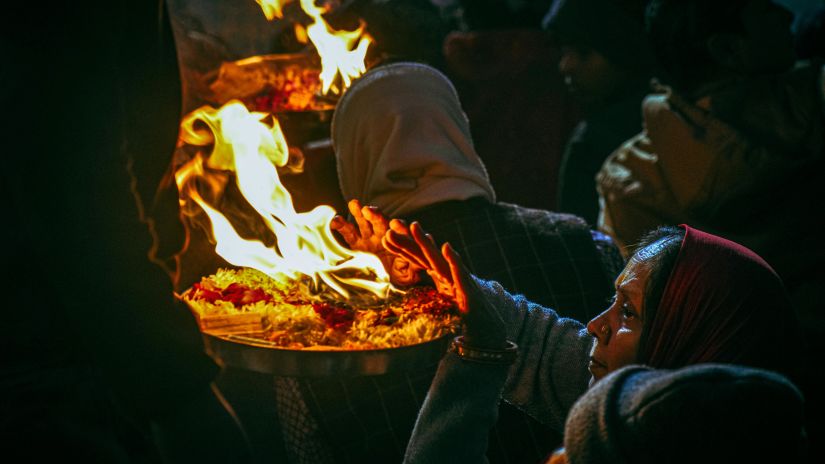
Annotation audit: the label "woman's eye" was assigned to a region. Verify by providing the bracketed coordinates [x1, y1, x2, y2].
[621, 302, 637, 320]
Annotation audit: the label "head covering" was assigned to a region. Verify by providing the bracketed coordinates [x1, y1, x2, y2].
[638, 225, 802, 378]
[542, 0, 655, 74]
[332, 62, 495, 218]
[564, 364, 806, 464]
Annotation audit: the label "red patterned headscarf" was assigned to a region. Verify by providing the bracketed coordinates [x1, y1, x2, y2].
[638, 225, 801, 377]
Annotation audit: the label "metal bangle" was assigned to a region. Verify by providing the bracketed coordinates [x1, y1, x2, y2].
[449, 335, 518, 365]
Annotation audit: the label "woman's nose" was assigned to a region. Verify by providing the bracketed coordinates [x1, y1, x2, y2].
[586, 309, 610, 340]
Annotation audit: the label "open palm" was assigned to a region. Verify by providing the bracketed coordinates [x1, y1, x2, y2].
[383, 221, 507, 349]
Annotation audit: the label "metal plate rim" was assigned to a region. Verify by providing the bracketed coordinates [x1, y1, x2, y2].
[203, 332, 453, 377]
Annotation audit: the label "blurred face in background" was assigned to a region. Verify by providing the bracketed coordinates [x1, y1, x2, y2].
[558, 44, 629, 111]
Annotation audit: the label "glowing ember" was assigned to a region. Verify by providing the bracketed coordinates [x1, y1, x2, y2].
[208, 54, 330, 112]
[175, 101, 391, 301]
[249, 63, 323, 112]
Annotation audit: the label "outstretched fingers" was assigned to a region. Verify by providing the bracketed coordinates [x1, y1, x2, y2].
[384, 222, 440, 272]
[384, 229, 429, 271]
[330, 215, 359, 247]
[388, 218, 411, 236]
[443, 243, 470, 313]
[362, 205, 389, 238]
[410, 222, 451, 283]
[444, 243, 507, 346]
[348, 199, 373, 239]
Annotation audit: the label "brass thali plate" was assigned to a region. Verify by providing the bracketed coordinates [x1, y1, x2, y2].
[203, 332, 452, 377]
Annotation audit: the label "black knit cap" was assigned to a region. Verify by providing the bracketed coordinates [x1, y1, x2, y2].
[564, 364, 806, 464]
[542, 0, 655, 74]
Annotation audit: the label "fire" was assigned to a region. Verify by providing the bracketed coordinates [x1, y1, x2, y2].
[175, 101, 392, 300]
[256, 0, 372, 95]
[255, 0, 288, 21]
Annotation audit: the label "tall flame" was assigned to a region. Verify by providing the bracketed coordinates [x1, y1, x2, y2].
[175, 101, 391, 300]
[256, 0, 372, 94]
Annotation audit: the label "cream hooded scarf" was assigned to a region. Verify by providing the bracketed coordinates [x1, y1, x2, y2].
[332, 62, 495, 217]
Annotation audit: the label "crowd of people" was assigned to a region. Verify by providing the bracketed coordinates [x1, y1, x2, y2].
[330, 0, 824, 462]
[4, 0, 822, 463]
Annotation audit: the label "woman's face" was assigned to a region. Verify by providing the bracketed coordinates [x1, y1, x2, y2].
[585, 253, 652, 385]
[558, 45, 628, 111]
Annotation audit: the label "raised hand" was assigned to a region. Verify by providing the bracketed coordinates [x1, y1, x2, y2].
[330, 199, 421, 286]
[383, 220, 454, 298]
[330, 199, 386, 253]
[384, 221, 506, 348]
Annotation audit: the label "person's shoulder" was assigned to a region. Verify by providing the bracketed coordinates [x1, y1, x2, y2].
[641, 82, 685, 122]
[408, 198, 486, 223]
[493, 202, 592, 234]
[642, 92, 671, 118]
[640, 82, 715, 144]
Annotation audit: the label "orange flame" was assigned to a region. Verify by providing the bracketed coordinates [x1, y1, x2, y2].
[256, 0, 372, 95]
[255, 0, 289, 21]
[176, 101, 392, 300]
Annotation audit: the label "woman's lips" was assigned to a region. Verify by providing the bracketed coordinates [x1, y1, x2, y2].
[588, 357, 607, 376]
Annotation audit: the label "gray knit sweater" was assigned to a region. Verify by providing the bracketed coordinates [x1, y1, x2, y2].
[404, 277, 592, 463]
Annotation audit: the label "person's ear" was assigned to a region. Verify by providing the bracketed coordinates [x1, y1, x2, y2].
[706, 33, 748, 71]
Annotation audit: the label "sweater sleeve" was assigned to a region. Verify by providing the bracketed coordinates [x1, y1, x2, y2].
[480, 278, 593, 431]
[404, 278, 592, 464]
[404, 352, 510, 464]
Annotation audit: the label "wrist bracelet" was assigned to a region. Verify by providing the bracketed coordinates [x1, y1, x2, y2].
[449, 336, 518, 365]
